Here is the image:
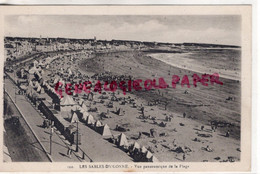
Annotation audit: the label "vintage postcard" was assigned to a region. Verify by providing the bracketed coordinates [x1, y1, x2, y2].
[0, 5, 252, 172]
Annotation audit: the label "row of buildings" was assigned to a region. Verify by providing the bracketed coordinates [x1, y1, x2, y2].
[4, 36, 176, 61]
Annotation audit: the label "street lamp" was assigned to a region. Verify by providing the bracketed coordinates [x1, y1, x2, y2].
[50, 125, 54, 155]
[13, 69, 17, 103]
[76, 120, 79, 152]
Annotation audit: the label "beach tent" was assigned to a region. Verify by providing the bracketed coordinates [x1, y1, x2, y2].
[118, 133, 129, 147]
[132, 142, 141, 151]
[26, 87, 33, 97]
[40, 69, 45, 75]
[53, 77, 60, 84]
[101, 124, 112, 137]
[40, 87, 45, 94]
[141, 146, 148, 153]
[60, 95, 77, 118]
[71, 105, 80, 112]
[34, 81, 40, 88]
[35, 71, 42, 80]
[82, 103, 89, 111]
[67, 68, 73, 75]
[29, 66, 38, 75]
[36, 85, 42, 93]
[42, 80, 46, 86]
[59, 79, 65, 85]
[146, 150, 153, 159]
[33, 60, 39, 66]
[82, 111, 90, 121]
[78, 99, 84, 106]
[150, 155, 159, 162]
[79, 107, 85, 113]
[38, 60, 44, 66]
[46, 83, 51, 90]
[70, 113, 79, 123]
[19, 85, 27, 91]
[94, 120, 103, 128]
[29, 80, 34, 87]
[60, 95, 77, 106]
[86, 114, 95, 125]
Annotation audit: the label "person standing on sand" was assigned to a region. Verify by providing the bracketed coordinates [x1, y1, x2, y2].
[141, 106, 144, 116]
[67, 145, 72, 158]
[138, 132, 142, 139]
[183, 153, 186, 161]
[211, 125, 215, 132]
[183, 112, 186, 118]
[226, 131, 230, 137]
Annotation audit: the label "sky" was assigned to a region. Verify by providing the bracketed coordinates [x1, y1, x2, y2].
[5, 15, 241, 46]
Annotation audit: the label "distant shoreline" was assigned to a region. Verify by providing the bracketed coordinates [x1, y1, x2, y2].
[148, 52, 241, 81]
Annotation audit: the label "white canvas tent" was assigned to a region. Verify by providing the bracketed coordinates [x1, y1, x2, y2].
[86, 114, 95, 125]
[70, 112, 79, 123]
[29, 66, 38, 75]
[67, 68, 73, 75]
[71, 105, 80, 112]
[82, 111, 90, 121]
[60, 95, 77, 118]
[53, 77, 60, 84]
[33, 60, 39, 66]
[36, 85, 41, 93]
[132, 142, 141, 151]
[101, 124, 112, 137]
[29, 80, 34, 87]
[81, 103, 88, 111]
[40, 87, 45, 94]
[141, 146, 148, 153]
[78, 99, 84, 106]
[146, 150, 153, 159]
[60, 95, 77, 106]
[94, 120, 103, 128]
[118, 133, 129, 147]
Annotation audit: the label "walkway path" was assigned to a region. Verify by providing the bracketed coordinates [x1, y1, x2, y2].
[5, 78, 81, 162]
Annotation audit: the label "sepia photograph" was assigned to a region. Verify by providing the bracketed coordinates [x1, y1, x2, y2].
[0, 5, 252, 172]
